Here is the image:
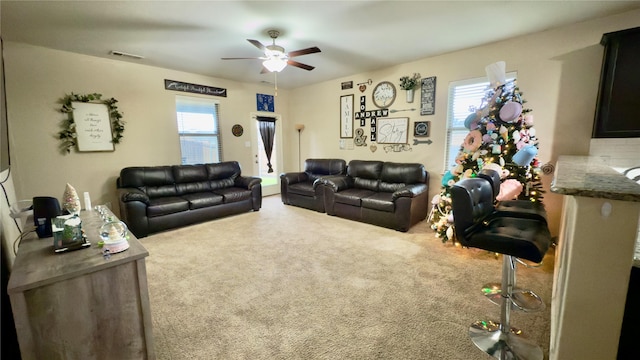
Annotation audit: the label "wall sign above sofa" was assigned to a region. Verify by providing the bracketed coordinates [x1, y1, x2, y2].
[164, 79, 227, 97]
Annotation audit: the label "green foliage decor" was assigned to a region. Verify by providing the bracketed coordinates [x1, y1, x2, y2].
[399, 73, 421, 90]
[58, 92, 125, 153]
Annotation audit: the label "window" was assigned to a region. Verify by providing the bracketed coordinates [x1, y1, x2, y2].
[444, 73, 515, 172]
[175, 96, 222, 165]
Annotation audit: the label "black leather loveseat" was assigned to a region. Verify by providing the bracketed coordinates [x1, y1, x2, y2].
[117, 161, 261, 237]
[280, 158, 347, 212]
[322, 160, 429, 232]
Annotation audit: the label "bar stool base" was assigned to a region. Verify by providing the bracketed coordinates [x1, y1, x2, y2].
[469, 321, 543, 360]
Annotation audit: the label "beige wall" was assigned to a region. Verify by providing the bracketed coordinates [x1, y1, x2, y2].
[4, 9, 640, 241]
[288, 9, 640, 237]
[4, 43, 289, 215]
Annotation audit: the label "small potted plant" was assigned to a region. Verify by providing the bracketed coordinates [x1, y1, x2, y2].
[399, 73, 421, 103]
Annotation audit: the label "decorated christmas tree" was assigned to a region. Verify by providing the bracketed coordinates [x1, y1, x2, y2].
[429, 61, 544, 244]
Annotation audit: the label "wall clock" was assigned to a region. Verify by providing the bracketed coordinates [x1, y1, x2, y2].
[372, 81, 396, 108]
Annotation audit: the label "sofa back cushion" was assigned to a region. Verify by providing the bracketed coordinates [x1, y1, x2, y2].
[172, 165, 211, 195]
[119, 166, 177, 198]
[305, 159, 347, 182]
[379, 162, 427, 192]
[205, 161, 241, 190]
[348, 160, 383, 191]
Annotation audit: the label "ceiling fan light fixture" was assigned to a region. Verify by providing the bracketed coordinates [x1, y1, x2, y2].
[263, 58, 287, 72]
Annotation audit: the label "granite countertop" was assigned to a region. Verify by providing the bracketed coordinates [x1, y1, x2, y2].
[551, 155, 640, 202]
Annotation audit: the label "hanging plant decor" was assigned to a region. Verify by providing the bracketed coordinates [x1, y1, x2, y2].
[58, 92, 125, 153]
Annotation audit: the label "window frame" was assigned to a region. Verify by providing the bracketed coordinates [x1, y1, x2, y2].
[175, 95, 223, 165]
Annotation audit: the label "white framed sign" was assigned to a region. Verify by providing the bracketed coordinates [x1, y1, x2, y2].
[72, 102, 114, 152]
[340, 94, 354, 138]
[377, 117, 409, 144]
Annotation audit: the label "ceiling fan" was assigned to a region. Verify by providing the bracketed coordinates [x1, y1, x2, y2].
[221, 30, 321, 73]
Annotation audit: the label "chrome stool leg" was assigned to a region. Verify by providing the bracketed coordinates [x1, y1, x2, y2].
[469, 255, 543, 360]
[482, 257, 545, 312]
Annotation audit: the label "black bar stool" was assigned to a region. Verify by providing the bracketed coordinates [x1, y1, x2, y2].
[477, 168, 548, 312]
[451, 177, 551, 360]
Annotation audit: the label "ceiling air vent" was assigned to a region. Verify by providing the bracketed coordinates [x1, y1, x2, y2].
[109, 50, 145, 60]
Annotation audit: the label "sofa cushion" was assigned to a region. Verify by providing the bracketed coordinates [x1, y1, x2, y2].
[210, 178, 235, 190]
[361, 192, 395, 212]
[182, 193, 224, 210]
[334, 188, 377, 206]
[176, 181, 212, 195]
[206, 161, 241, 181]
[172, 165, 208, 183]
[212, 187, 252, 203]
[305, 159, 347, 182]
[288, 182, 316, 197]
[119, 166, 174, 188]
[146, 184, 178, 198]
[380, 162, 427, 184]
[147, 196, 189, 217]
[380, 162, 426, 190]
[348, 160, 383, 191]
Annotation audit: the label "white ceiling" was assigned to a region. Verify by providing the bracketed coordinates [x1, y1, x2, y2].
[2, 1, 639, 89]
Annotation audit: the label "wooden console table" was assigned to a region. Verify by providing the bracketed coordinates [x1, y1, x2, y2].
[7, 209, 155, 359]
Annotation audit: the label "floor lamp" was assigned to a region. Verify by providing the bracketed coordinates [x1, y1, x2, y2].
[294, 124, 305, 171]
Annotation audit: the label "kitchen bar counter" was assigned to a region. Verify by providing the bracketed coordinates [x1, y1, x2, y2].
[550, 155, 640, 360]
[550, 155, 640, 201]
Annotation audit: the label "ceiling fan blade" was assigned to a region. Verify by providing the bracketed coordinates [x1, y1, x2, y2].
[247, 39, 266, 51]
[221, 57, 262, 60]
[287, 60, 315, 71]
[288, 46, 321, 58]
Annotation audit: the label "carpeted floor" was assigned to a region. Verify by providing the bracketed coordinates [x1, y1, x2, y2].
[140, 195, 554, 359]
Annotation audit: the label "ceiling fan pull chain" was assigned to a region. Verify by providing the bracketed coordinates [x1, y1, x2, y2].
[275, 72, 279, 97]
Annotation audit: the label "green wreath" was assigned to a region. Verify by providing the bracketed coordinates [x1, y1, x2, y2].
[58, 92, 125, 153]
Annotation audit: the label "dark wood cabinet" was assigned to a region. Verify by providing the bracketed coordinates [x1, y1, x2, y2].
[593, 27, 640, 138]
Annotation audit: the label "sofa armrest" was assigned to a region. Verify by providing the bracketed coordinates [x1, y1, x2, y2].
[321, 175, 352, 192]
[280, 172, 309, 185]
[118, 188, 150, 204]
[235, 176, 262, 190]
[391, 183, 428, 200]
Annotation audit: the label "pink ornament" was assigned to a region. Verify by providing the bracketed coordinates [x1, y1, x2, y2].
[497, 179, 523, 201]
[463, 130, 483, 153]
[524, 114, 534, 126]
[499, 101, 523, 123]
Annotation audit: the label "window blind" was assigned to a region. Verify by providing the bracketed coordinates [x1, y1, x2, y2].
[175, 96, 223, 164]
[444, 73, 515, 172]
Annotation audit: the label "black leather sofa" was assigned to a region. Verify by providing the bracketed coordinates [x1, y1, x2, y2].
[280, 158, 347, 212]
[117, 161, 261, 238]
[322, 160, 429, 232]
